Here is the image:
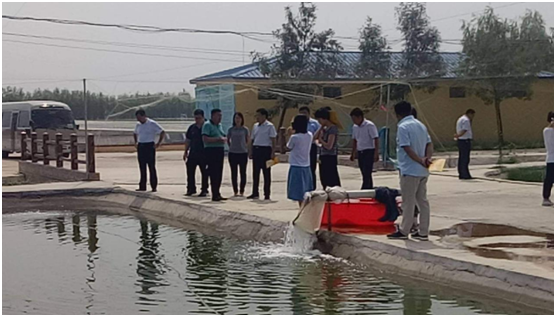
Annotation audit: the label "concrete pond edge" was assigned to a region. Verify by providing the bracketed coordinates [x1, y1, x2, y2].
[2, 185, 553, 312]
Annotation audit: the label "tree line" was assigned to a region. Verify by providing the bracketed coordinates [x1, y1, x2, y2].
[2, 86, 196, 120]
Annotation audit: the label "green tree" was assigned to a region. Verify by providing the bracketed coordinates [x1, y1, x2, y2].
[356, 17, 391, 79]
[253, 2, 343, 128]
[460, 8, 553, 156]
[392, 2, 444, 100]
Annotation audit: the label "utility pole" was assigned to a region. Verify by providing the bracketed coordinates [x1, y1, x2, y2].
[242, 36, 245, 65]
[384, 84, 391, 168]
[83, 78, 89, 169]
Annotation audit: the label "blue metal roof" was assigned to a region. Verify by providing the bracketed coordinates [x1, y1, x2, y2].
[190, 52, 553, 83]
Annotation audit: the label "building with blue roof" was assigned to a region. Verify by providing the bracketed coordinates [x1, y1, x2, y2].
[190, 52, 553, 146]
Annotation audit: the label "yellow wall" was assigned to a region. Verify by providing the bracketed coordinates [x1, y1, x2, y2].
[224, 80, 553, 146]
[403, 80, 554, 146]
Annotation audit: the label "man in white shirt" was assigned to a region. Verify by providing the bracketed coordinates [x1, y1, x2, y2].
[248, 108, 277, 200]
[454, 109, 476, 180]
[134, 109, 166, 192]
[350, 108, 380, 189]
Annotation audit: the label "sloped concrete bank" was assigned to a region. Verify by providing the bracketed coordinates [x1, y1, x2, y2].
[316, 230, 553, 311]
[2, 187, 288, 243]
[2, 186, 553, 312]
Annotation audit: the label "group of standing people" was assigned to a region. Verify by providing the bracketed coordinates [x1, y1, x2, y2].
[132, 103, 431, 241]
[285, 106, 382, 205]
[132, 104, 394, 208]
[183, 107, 277, 202]
[178, 104, 384, 205]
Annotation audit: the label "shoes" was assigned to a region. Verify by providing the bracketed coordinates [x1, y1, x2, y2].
[410, 227, 419, 235]
[151, 189, 157, 192]
[247, 194, 259, 199]
[411, 233, 429, 241]
[212, 196, 228, 202]
[239, 191, 245, 197]
[198, 192, 208, 197]
[542, 199, 554, 207]
[264, 196, 271, 200]
[185, 191, 196, 196]
[136, 188, 146, 192]
[387, 231, 408, 240]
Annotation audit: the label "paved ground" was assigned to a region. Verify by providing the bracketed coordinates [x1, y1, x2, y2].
[2, 159, 18, 177]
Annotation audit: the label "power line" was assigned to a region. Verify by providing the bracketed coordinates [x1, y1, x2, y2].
[377, 2, 526, 39]
[3, 32, 254, 56]
[2, 79, 81, 86]
[3, 39, 246, 63]
[3, 2, 26, 28]
[1, 14, 275, 43]
[430, 2, 524, 24]
[91, 79, 196, 83]
[90, 62, 219, 80]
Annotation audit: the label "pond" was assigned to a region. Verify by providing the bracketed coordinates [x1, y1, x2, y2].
[2, 211, 545, 314]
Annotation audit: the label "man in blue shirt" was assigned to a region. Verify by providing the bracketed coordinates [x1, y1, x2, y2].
[387, 101, 433, 241]
[299, 106, 320, 190]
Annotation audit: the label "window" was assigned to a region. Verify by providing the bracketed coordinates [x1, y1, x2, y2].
[449, 87, 466, 98]
[258, 89, 277, 100]
[31, 109, 75, 130]
[323, 87, 342, 99]
[18, 111, 30, 128]
[2, 112, 11, 128]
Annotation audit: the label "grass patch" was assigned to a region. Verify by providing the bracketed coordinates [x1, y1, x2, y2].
[505, 166, 546, 183]
[434, 140, 545, 153]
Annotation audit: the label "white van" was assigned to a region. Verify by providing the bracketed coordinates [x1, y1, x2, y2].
[2, 100, 77, 158]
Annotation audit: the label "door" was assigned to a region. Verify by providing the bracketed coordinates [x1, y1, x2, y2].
[10, 112, 19, 152]
[2, 112, 12, 152]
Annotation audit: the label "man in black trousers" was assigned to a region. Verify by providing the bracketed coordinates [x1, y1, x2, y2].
[133, 109, 166, 192]
[183, 109, 209, 197]
[248, 108, 277, 200]
[350, 107, 380, 189]
[202, 108, 228, 202]
[454, 109, 476, 180]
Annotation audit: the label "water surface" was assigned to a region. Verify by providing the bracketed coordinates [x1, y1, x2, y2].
[2, 211, 545, 314]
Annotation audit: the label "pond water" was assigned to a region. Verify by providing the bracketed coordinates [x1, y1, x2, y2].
[2, 211, 544, 315]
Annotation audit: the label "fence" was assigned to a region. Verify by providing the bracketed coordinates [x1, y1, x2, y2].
[20, 131, 96, 174]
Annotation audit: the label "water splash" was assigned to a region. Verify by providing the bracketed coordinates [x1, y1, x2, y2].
[283, 222, 316, 253]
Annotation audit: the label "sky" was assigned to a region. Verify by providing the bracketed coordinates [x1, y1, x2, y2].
[2, 2, 554, 96]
